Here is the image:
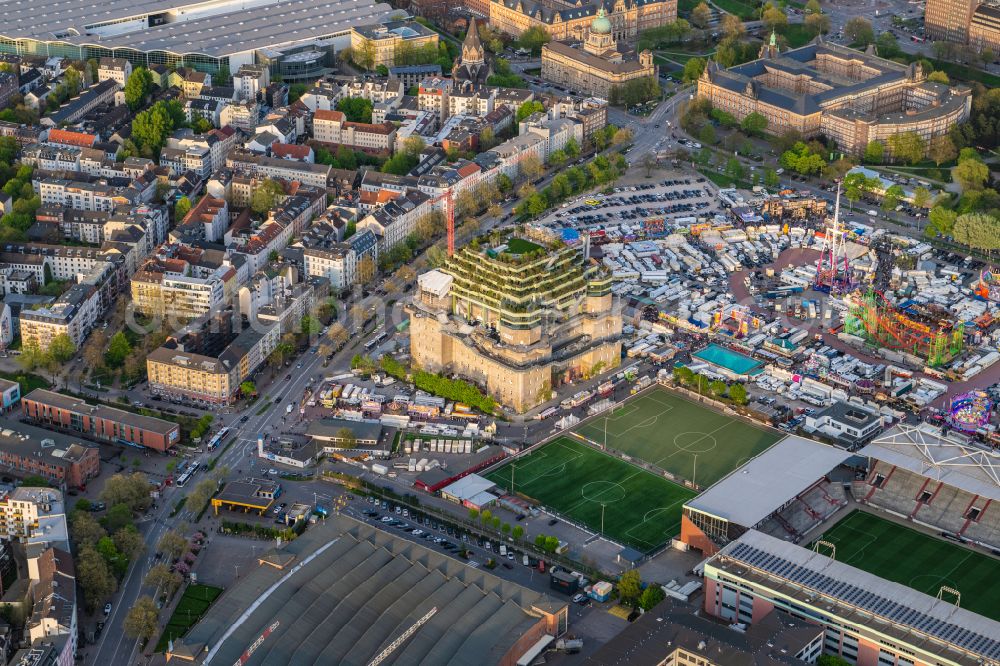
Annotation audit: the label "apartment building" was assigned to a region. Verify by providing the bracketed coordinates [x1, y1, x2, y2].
[312, 110, 397, 152]
[20, 283, 101, 350]
[418, 77, 452, 126]
[36, 175, 143, 213]
[226, 152, 331, 188]
[131, 253, 235, 320]
[234, 65, 270, 102]
[0, 487, 69, 551]
[357, 189, 432, 252]
[96, 58, 132, 86]
[41, 79, 119, 128]
[22, 389, 180, 452]
[174, 195, 228, 243]
[303, 228, 379, 292]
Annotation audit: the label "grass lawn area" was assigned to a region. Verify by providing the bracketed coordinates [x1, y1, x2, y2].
[782, 23, 818, 48]
[155, 584, 224, 652]
[711, 0, 758, 19]
[484, 437, 697, 552]
[698, 168, 752, 190]
[0, 371, 50, 394]
[815, 511, 1000, 622]
[505, 238, 543, 254]
[574, 387, 780, 487]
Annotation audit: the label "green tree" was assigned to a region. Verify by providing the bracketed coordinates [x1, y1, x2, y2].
[844, 17, 875, 45]
[157, 530, 187, 561]
[682, 57, 706, 83]
[517, 26, 551, 55]
[516, 100, 545, 122]
[912, 186, 932, 209]
[928, 135, 957, 167]
[335, 427, 357, 449]
[70, 512, 107, 547]
[690, 1, 712, 28]
[863, 140, 884, 164]
[882, 184, 904, 214]
[512, 525, 524, 540]
[805, 11, 831, 35]
[105, 332, 132, 368]
[250, 178, 285, 215]
[954, 158, 989, 191]
[762, 3, 788, 31]
[729, 383, 748, 405]
[618, 569, 642, 606]
[740, 112, 768, 137]
[48, 333, 75, 363]
[240, 381, 256, 398]
[927, 70, 950, 84]
[639, 585, 666, 610]
[124, 67, 153, 111]
[123, 596, 159, 641]
[100, 473, 150, 511]
[336, 97, 374, 124]
[174, 196, 192, 220]
[102, 503, 133, 534]
[888, 131, 926, 165]
[144, 563, 181, 596]
[77, 545, 117, 611]
[131, 101, 178, 154]
[764, 169, 780, 188]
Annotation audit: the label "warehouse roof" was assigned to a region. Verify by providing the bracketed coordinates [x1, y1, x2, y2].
[3, 0, 394, 58]
[173, 515, 565, 665]
[684, 436, 851, 528]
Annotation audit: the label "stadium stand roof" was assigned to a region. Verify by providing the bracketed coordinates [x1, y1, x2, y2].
[684, 436, 851, 527]
[860, 424, 1000, 503]
[173, 515, 566, 665]
[714, 530, 1000, 664]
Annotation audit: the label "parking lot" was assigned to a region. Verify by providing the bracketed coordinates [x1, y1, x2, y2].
[536, 175, 722, 232]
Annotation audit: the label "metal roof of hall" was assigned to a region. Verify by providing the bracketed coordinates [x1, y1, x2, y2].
[175, 514, 566, 665]
[2, 0, 394, 58]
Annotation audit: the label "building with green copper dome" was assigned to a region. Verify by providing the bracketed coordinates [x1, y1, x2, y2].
[540, 4, 657, 99]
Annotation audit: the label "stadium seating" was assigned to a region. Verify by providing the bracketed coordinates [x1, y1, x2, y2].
[759, 480, 847, 544]
[862, 464, 1000, 547]
[962, 504, 1000, 549]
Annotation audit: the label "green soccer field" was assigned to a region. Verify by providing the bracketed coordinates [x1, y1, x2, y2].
[573, 387, 782, 488]
[816, 511, 1000, 622]
[484, 437, 697, 552]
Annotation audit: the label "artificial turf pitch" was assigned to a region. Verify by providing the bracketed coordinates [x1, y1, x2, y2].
[484, 437, 697, 552]
[816, 510, 1000, 622]
[573, 387, 782, 488]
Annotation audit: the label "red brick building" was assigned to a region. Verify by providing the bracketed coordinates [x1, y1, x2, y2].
[0, 419, 100, 489]
[21, 389, 180, 453]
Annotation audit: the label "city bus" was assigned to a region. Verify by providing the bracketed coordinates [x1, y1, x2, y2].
[175, 469, 194, 488]
[364, 332, 388, 351]
[207, 427, 231, 451]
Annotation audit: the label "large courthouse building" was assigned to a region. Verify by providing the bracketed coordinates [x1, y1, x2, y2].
[541, 9, 656, 98]
[489, 0, 675, 42]
[696, 35, 972, 158]
[407, 236, 621, 413]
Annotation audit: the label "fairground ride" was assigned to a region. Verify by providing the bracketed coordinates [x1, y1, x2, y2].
[845, 289, 964, 367]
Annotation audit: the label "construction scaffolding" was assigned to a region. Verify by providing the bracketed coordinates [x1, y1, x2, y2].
[845, 289, 964, 367]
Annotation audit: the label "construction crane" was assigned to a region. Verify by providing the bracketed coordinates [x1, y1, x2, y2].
[446, 189, 455, 256]
[367, 607, 438, 666]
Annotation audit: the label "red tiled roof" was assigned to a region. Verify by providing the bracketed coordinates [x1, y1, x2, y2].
[47, 129, 97, 148]
[271, 143, 312, 160]
[314, 109, 346, 122]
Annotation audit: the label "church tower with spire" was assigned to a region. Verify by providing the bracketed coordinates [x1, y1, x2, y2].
[452, 18, 493, 90]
